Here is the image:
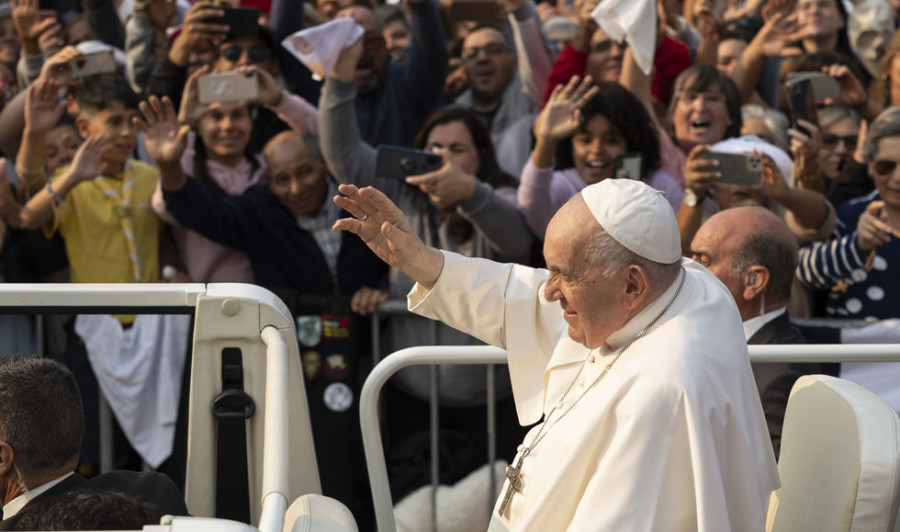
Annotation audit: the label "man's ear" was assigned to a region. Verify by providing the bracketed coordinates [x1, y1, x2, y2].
[742, 265, 770, 301]
[622, 264, 651, 310]
[0, 441, 15, 477]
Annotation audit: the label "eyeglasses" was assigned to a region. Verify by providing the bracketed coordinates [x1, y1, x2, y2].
[220, 45, 271, 64]
[678, 90, 727, 104]
[873, 159, 900, 175]
[462, 42, 509, 62]
[821, 133, 858, 148]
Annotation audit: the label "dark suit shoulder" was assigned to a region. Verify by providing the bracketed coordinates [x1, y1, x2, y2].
[84, 470, 188, 519]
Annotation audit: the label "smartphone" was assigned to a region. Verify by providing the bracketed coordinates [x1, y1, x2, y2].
[785, 72, 840, 101]
[205, 7, 260, 34]
[449, 0, 497, 22]
[197, 72, 259, 104]
[787, 77, 819, 133]
[68, 51, 117, 79]
[614, 153, 642, 180]
[375, 146, 444, 180]
[697, 151, 763, 187]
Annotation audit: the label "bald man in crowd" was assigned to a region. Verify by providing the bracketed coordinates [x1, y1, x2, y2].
[689, 206, 833, 457]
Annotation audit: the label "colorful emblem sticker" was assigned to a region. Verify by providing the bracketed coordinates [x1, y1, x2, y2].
[324, 354, 347, 379]
[297, 315, 322, 347]
[323, 382, 353, 412]
[301, 350, 322, 381]
[322, 315, 350, 338]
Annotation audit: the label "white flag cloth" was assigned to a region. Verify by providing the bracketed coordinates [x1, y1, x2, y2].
[281, 19, 365, 80]
[591, 0, 657, 75]
[75, 313, 191, 468]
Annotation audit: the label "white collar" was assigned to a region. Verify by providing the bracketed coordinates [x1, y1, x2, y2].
[743, 307, 787, 341]
[2, 472, 74, 520]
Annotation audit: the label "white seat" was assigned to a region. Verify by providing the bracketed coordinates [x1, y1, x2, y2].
[282, 494, 358, 532]
[766, 375, 900, 532]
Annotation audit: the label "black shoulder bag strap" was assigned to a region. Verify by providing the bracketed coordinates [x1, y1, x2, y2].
[211, 348, 255, 523]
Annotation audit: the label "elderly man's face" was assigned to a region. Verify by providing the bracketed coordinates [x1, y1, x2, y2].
[266, 137, 329, 217]
[337, 7, 388, 93]
[462, 27, 516, 105]
[542, 199, 627, 349]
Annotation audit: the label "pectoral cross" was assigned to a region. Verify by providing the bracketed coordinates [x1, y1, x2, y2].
[499, 452, 525, 516]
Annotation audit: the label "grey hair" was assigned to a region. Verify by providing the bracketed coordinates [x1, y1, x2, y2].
[741, 104, 791, 152]
[0, 356, 84, 478]
[582, 225, 682, 286]
[818, 104, 861, 130]
[862, 107, 900, 162]
[730, 230, 798, 303]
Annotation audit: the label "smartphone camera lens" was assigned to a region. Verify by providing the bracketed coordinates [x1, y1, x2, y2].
[400, 158, 415, 172]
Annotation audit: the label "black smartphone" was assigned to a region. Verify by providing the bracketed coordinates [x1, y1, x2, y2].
[697, 151, 763, 187]
[206, 7, 259, 35]
[785, 72, 840, 101]
[449, 0, 497, 22]
[375, 146, 444, 180]
[613, 153, 642, 180]
[787, 77, 819, 133]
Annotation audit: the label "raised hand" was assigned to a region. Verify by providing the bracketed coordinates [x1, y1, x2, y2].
[787, 119, 824, 190]
[237, 65, 284, 107]
[12, 0, 56, 51]
[405, 152, 476, 209]
[69, 135, 111, 181]
[137, 96, 190, 165]
[178, 65, 210, 127]
[39, 46, 80, 86]
[37, 21, 63, 58]
[857, 200, 899, 252]
[333, 184, 444, 288]
[169, 2, 228, 66]
[821, 64, 867, 109]
[756, 10, 806, 58]
[331, 38, 364, 81]
[24, 78, 67, 134]
[534, 75, 598, 141]
[756, 152, 789, 202]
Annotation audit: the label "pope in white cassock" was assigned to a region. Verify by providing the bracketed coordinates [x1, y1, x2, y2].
[333, 178, 780, 531]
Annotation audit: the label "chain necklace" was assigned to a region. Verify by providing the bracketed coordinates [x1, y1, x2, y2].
[498, 267, 686, 517]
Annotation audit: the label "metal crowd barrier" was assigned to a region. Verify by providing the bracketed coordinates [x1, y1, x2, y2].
[360, 342, 900, 532]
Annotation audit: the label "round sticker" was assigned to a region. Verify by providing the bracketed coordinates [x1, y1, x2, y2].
[323, 382, 353, 412]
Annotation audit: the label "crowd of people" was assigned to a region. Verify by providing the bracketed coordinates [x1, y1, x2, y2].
[0, 0, 899, 528]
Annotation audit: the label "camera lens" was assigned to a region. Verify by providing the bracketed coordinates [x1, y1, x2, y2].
[400, 158, 415, 172]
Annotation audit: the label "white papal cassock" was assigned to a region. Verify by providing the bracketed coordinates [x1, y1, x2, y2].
[409, 251, 780, 531]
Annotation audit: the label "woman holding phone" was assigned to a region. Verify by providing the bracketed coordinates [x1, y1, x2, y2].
[517, 76, 682, 240]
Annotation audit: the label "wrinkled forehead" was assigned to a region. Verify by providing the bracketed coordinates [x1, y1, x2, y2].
[463, 26, 506, 50]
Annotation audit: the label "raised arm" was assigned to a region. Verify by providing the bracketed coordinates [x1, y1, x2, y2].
[400, 0, 448, 112]
[15, 78, 67, 201]
[508, 0, 555, 104]
[318, 40, 379, 187]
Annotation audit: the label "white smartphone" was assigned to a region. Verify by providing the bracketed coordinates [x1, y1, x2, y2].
[69, 51, 117, 79]
[197, 72, 259, 104]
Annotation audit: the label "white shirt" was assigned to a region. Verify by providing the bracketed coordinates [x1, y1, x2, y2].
[410, 252, 780, 531]
[743, 307, 788, 341]
[2, 471, 74, 519]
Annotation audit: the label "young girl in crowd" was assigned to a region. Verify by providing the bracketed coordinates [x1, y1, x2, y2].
[518, 76, 682, 239]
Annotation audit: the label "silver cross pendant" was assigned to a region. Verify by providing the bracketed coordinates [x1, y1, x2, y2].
[498, 453, 525, 516]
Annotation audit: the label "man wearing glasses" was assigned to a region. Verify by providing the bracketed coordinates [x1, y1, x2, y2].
[455, 0, 554, 177]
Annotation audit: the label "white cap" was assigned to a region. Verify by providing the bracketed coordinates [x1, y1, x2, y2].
[581, 179, 682, 264]
[711, 135, 792, 182]
[76, 40, 127, 69]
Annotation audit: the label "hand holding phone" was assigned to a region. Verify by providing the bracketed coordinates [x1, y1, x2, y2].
[785, 72, 840, 102]
[614, 153, 642, 180]
[787, 78, 819, 135]
[68, 50, 117, 79]
[375, 146, 444, 180]
[697, 151, 763, 187]
[204, 7, 260, 35]
[197, 71, 259, 104]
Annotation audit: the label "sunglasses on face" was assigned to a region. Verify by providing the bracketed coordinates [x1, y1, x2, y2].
[220, 45, 271, 64]
[821, 133, 858, 148]
[873, 159, 900, 175]
[462, 42, 509, 62]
